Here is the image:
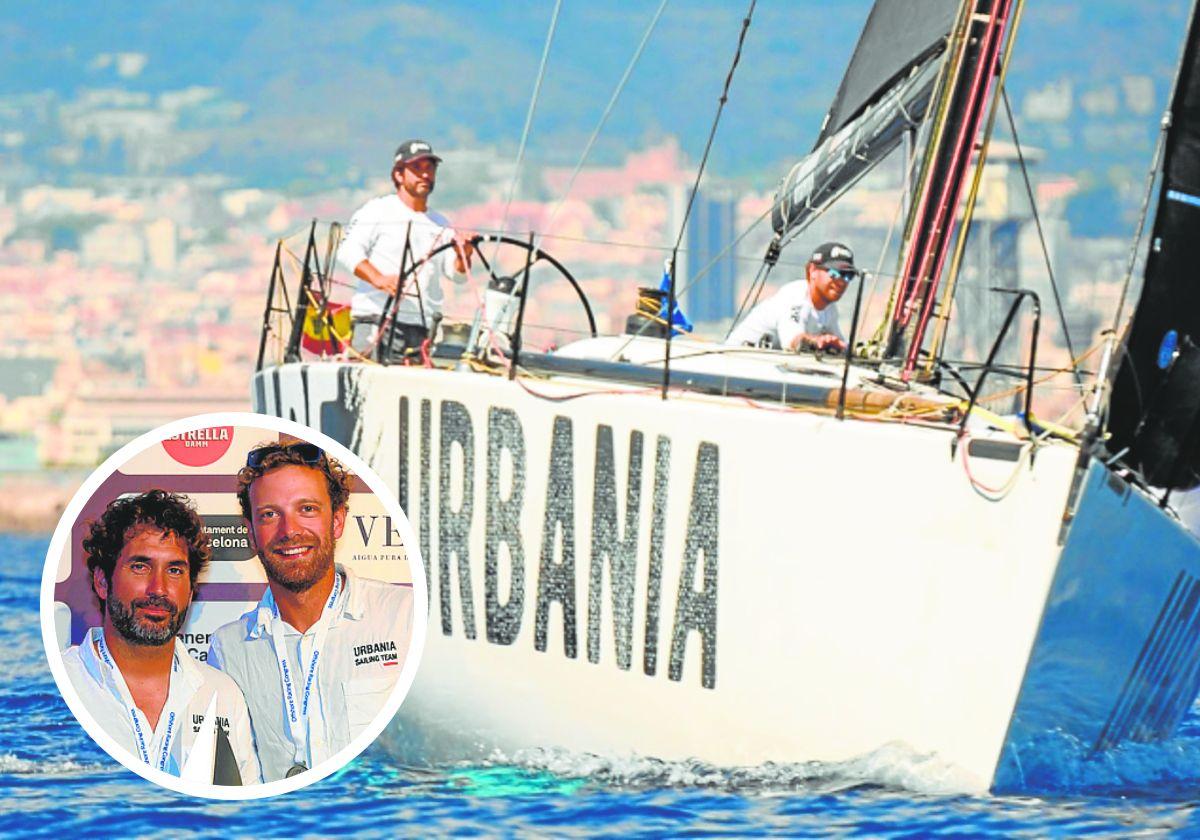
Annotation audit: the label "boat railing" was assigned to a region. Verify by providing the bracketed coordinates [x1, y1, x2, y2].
[952, 287, 1041, 449]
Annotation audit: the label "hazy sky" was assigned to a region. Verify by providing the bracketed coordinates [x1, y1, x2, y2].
[0, 1, 1190, 193]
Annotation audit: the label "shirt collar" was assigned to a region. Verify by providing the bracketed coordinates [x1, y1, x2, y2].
[79, 626, 201, 692]
[247, 564, 361, 639]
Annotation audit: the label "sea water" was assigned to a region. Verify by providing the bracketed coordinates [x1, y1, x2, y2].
[3, 533, 1198, 836]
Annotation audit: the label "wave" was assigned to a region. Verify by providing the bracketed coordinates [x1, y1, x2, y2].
[0, 754, 99, 775]
[431, 742, 980, 797]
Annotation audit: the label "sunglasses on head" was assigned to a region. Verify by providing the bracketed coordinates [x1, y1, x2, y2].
[825, 267, 858, 282]
[245, 442, 325, 469]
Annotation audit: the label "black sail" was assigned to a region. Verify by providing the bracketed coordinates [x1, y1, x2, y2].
[816, 0, 960, 146]
[770, 0, 960, 239]
[1107, 1, 1200, 489]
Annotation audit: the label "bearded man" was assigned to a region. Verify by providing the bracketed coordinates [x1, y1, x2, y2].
[208, 441, 414, 782]
[62, 490, 261, 784]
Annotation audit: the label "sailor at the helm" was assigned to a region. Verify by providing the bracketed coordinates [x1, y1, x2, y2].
[725, 241, 857, 352]
[339, 139, 474, 357]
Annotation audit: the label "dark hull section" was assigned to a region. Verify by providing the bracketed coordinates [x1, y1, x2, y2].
[994, 462, 1200, 791]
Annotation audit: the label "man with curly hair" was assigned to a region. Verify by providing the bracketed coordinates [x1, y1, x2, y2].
[209, 441, 414, 781]
[61, 489, 261, 785]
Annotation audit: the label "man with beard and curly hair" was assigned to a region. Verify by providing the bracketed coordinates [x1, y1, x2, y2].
[209, 441, 414, 781]
[61, 490, 261, 784]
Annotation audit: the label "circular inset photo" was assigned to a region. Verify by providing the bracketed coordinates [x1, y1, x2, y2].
[40, 412, 427, 799]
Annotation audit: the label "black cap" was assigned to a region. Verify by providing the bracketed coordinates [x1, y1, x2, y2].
[393, 139, 442, 165]
[809, 241, 856, 271]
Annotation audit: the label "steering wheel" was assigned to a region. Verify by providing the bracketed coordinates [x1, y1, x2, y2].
[386, 233, 597, 339]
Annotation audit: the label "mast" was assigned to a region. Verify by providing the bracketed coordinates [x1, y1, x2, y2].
[882, 0, 1020, 380]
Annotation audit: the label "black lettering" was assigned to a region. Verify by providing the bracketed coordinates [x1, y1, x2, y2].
[535, 416, 577, 658]
[355, 515, 377, 544]
[383, 516, 403, 547]
[588, 427, 643, 670]
[668, 442, 720, 689]
[485, 407, 526, 646]
[439, 401, 476, 639]
[420, 398, 432, 610]
[398, 395, 409, 511]
[643, 435, 671, 676]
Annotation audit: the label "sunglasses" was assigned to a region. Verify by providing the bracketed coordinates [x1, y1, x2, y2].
[245, 442, 325, 469]
[825, 267, 858, 282]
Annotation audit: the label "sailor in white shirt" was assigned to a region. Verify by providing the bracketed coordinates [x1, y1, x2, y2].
[339, 138, 474, 356]
[726, 241, 858, 352]
[62, 490, 261, 785]
[63, 629, 261, 784]
[208, 441, 415, 782]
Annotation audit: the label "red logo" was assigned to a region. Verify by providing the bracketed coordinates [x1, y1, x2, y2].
[162, 427, 235, 467]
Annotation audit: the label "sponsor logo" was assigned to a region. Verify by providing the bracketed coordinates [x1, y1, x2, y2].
[191, 714, 231, 736]
[354, 640, 400, 667]
[399, 399, 720, 690]
[180, 630, 212, 662]
[162, 426, 234, 467]
[202, 515, 255, 562]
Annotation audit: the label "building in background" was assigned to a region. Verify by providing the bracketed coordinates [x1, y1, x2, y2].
[683, 187, 738, 326]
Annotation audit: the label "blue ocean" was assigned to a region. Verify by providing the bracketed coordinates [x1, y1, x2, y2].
[3, 533, 1199, 836]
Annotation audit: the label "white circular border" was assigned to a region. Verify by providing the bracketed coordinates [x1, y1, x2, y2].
[39, 411, 429, 800]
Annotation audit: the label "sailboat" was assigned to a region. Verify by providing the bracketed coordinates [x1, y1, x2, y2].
[251, 0, 1200, 793]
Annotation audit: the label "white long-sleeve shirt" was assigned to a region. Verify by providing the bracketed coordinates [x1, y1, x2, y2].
[208, 565, 415, 782]
[63, 628, 262, 785]
[725, 280, 842, 349]
[338, 194, 463, 326]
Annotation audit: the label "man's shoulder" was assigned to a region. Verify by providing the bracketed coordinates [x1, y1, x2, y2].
[352, 575, 413, 604]
[210, 607, 260, 649]
[346, 574, 414, 623]
[778, 279, 811, 298]
[351, 193, 401, 219]
[60, 642, 88, 674]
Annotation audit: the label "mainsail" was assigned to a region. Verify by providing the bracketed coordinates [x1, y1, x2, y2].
[769, 0, 960, 240]
[1106, 1, 1200, 489]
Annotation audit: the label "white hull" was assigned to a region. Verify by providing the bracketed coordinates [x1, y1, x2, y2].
[255, 350, 1091, 791]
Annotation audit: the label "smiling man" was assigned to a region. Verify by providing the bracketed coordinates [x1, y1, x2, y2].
[61, 490, 261, 784]
[725, 241, 859, 352]
[208, 441, 415, 782]
[340, 138, 474, 358]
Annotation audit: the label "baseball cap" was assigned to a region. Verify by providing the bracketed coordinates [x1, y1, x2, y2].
[810, 241, 856, 272]
[393, 139, 442, 165]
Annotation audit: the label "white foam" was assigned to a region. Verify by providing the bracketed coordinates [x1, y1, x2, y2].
[0, 753, 96, 775]
[481, 740, 978, 796]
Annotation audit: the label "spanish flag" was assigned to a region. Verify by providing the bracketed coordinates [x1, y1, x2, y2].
[301, 300, 351, 356]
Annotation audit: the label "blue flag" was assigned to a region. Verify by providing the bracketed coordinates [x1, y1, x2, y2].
[659, 261, 693, 336]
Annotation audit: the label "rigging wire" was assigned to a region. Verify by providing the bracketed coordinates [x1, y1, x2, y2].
[1111, 114, 1170, 336]
[1000, 87, 1084, 391]
[541, 0, 670, 241]
[493, 0, 563, 262]
[661, 0, 756, 398]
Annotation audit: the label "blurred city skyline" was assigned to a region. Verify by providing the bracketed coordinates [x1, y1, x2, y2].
[0, 1, 1189, 522]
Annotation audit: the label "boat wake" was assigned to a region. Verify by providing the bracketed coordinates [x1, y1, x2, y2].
[385, 713, 1200, 800]
[995, 719, 1200, 799]
[490, 742, 980, 795]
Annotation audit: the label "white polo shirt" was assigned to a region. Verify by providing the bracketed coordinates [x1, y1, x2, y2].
[208, 565, 414, 782]
[338, 194, 463, 326]
[725, 279, 842, 349]
[62, 628, 262, 785]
